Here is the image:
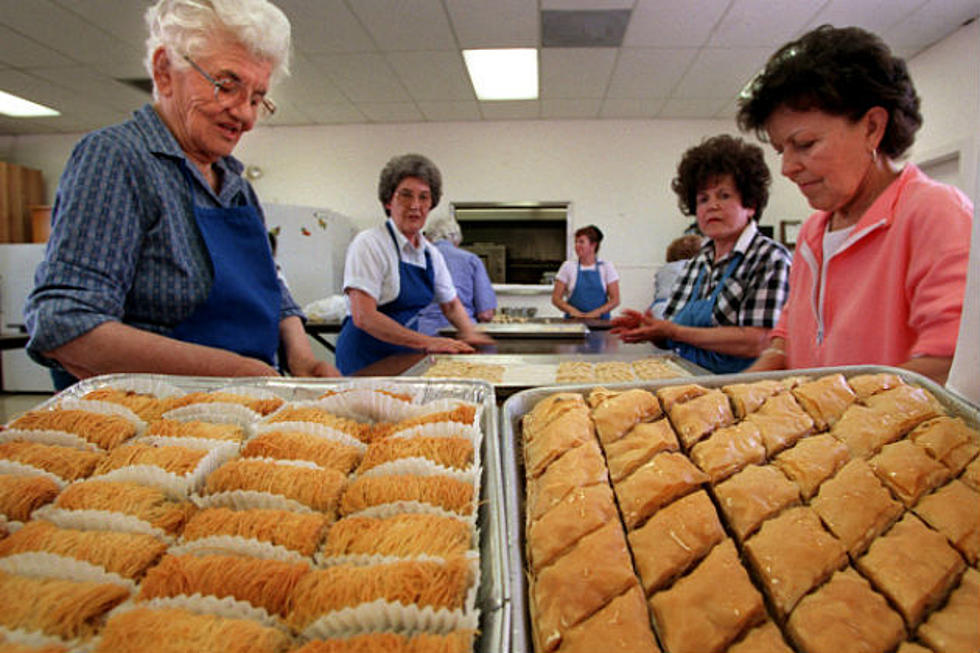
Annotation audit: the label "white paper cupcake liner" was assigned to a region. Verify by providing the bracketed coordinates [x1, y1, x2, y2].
[111, 593, 290, 633]
[413, 399, 482, 425]
[299, 600, 480, 641]
[135, 433, 243, 451]
[212, 384, 286, 401]
[0, 459, 68, 488]
[317, 549, 479, 569]
[356, 458, 477, 485]
[83, 377, 185, 398]
[0, 551, 136, 593]
[0, 428, 101, 453]
[56, 398, 146, 433]
[313, 388, 422, 423]
[171, 534, 312, 566]
[92, 439, 237, 497]
[0, 624, 83, 652]
[31, 505, 175, 544]
[387, 422, 482, 443]
[345, 501, 478, 528]
[162, 403, 261, 428]
[251, 420, 366, 452]
[193, 489, 314, 514]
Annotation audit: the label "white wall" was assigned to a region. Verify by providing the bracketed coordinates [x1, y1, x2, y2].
[1, 21, 976, 312]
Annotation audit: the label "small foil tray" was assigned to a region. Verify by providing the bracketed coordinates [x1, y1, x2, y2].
[439, 322, 589, 339]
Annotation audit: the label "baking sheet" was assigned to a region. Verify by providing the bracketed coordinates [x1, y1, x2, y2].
[11, 373, 514, 653]
[499, 365, 980, 653]
[439, 322, 589, 338]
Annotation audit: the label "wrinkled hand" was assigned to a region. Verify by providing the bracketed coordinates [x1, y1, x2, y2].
[459, 329, 495, 347]
[425, 337, 476, 354]
[610, 308, 647, 332]
[617, 319, 674, 343]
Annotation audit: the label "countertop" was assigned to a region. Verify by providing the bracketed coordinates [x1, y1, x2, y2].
[491, 284, 552, 295]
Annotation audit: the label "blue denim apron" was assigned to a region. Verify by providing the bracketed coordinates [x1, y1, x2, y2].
[335, 222, 435, 374]
[566, 261, 610, 319]
[669, 253, 754, 374]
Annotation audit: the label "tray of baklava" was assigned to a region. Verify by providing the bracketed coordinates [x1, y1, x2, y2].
[0, 373, 512, 653]
[500, 366, 980, 653]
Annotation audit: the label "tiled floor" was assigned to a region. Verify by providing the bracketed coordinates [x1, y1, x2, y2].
[0, 392, 53, 423]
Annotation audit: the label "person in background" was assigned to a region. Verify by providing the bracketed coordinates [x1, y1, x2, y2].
[334, 154, 492, 375]
[24, 0, 338, 390]
[612, 135, 792, 373]
[737, 25, 972, 384]
[551, 225, 621, 320]
[649, 234, 703, 319]
[416, 214, 497, 336]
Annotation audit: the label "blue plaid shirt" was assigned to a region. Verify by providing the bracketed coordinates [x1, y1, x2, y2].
[24, 104, 302, 366]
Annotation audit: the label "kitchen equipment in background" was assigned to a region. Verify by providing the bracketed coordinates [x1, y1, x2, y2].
[0, 242, 53, 391]
[500, 306, 538, 318]
[29, 205, 51, 243]
[464, 242, 506, 283]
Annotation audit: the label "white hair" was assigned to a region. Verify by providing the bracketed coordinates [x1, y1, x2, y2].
[425, 214, 462, 245]
[144, 0, 291, 97]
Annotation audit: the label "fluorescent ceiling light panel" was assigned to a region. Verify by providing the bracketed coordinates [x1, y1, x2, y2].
[463, 48, 538, 101]
[0, 90, 60, 117]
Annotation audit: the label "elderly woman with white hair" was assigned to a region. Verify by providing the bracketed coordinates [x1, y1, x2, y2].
[416, 214, 498, 336]
[24, 0, 339, 389]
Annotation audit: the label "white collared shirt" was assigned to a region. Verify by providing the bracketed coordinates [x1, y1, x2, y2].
[343, 218, 457, 306]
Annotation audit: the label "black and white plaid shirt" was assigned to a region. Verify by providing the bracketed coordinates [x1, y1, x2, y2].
[662, 221, 791, 328]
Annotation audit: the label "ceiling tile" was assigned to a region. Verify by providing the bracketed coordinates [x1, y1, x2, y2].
[358, 101, 425, 123]
[386, 51, 474, 101]
[298, 102, 367, 125]
[658, 96, 731, 119]
[29, 67, 149, 113]
[541, 97, 602, 118]
[606, 48, 697, 98]
[0, 25, 75, 68]
[624, 0, 730, 47]
[480, 100, 541, 120]
[274, 55, 349, 105]
[671, 47, 773, 98]
[348, 0, 457, 52]
[542, 0, 634, 9]
[541, 48, 617, 98]
[311, 53, 411, 103]
[53, 0, 147, 49]
[417, 99, 482, 121]
[880, 0, 980, 54]
[802, 0, 924, 39]
[276, 0, 375, 55]
[709, 0, 823, 47]
[446, 0, 538, 48]
[599, 97, 666, 118]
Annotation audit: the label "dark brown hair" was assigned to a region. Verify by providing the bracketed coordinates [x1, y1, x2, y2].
[670, 135, 770, 221]
[575, 225, 604, 252]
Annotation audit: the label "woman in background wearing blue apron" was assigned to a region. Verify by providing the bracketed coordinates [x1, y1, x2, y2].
[335, 154, 492, 375]
[612, 135, 792, 373]
[551, 225, 621, 320]
[24, 0, 338, 390]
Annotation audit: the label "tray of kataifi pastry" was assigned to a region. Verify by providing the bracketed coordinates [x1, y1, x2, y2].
[0, 373, 513, 653]
[404, 352, 709, 390]
[439, 322, 590, 339]
[500, 365, 980, 653]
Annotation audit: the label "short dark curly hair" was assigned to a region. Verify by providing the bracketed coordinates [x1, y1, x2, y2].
[378, 153, 442, 216]
[671, 135, 771, 222]
[736, 25, 922, 159]
[574, 225, 604, 252]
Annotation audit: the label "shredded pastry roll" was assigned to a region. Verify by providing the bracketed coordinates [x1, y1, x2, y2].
[205, 459, 347, 513]
[82, 388, 172, 421]
[94, 606, 292, 653]
[322, 513, 472, 559]
[243, 431, 362, 473]
[182, 507, 331, 557]
[7, 409, 138, 450]
[146, 418, 246, 442]
[0, 570, 129, 641]
[0, 520, 166, 579]
[372, 404, 478, 441]
[94, 442, 207, 476]
[54, 480, 196, 534]
[138, 553, 309, 617]
[288, 557, 471, 631]
[167, 391, 283, 416]
[0, 639, 68, 653]
[0, 474, 60, 522]
[357, 436, 474, 473]
[340, 474, 474, 516]
[292, 631, 474, 653]
[0, 441, 106, 481]
[266, 406, 374, 442]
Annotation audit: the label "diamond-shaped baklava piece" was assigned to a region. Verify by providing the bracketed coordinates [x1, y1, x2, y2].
[721, 379, 786, 418]
[656, 384, 708, 411]
[668, 390, 735, 449]
[791, 374, 856, 431]
[526, 439, 608, 521]
[856, 513, 965, 628]
[714, 464, 801, 541]
[603, 419, 679, 484]
[727, 621, 794, 653]
[828, 385, 940, 459]
[744, 391, 816, 456]
[613, 452, 708, 530]
[909, 416, 980, 474]
[689, 421, 766, 483]
[528, 482, 617, 573]
[846, 372, 905, 400]
[916, 568, 980, 653]
[869, 440, 950, 508]
[523, 393, 587, 436]
[787, 568, 906, 653]
[648, 539, 765, 653]
[557, 583, 662, 653]
[963, 456, 980, 492]
[913, 479, 980, 564]
[524, 403, 595, 478]
[811, 458, 904, 557]
[628, 490, 725, 594]
[773, 433, 850, 500]
[744, 506, 848, 617]
[589, 388, 661, 444]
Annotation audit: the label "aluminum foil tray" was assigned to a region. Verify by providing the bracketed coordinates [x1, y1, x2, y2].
[13, 373, 515, 653]
[439, 322, 589, 338]
[500, 365, 980, 653]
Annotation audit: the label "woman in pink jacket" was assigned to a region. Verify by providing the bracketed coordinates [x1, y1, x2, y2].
[736, 25, 972, 384]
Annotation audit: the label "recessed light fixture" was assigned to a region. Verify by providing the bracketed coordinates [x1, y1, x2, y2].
[463, 48, 538, 101]
[0, 90, 60, 118]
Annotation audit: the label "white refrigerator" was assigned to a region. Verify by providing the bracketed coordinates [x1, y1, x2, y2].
[0, 243, 54, 392]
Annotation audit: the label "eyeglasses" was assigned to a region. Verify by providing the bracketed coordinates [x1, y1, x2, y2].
[394, 189, 432, 206]
[182, 55, 276, 118]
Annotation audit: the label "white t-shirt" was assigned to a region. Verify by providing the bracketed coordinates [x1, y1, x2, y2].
[554, 259, 620, 297]
[343, 218, 457, 306]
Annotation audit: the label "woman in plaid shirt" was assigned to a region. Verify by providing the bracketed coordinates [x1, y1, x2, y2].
[612, 135, 792, 373]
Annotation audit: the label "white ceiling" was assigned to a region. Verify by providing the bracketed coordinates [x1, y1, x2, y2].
[0, 0, 977, 136]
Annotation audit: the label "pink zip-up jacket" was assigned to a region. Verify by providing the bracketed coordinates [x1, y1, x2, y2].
[772, 164, 972, 369]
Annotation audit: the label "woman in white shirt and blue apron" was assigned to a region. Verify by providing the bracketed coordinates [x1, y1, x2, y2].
[551, 225, 621, 320]
[612, 135, 792, 373]
[335, 154, 492, 375]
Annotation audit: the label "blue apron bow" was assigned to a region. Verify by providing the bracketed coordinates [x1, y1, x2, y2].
[335, 222, 435, 374]
[566, 260, 610, 320]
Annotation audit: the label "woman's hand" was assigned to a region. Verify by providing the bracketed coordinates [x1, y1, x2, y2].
[425, 337, 476, 354]
[610, 308, 649, 332]
[290, 357, 342, 377]
[616, 318, 675, 343]
[458, 329, 495, 347]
